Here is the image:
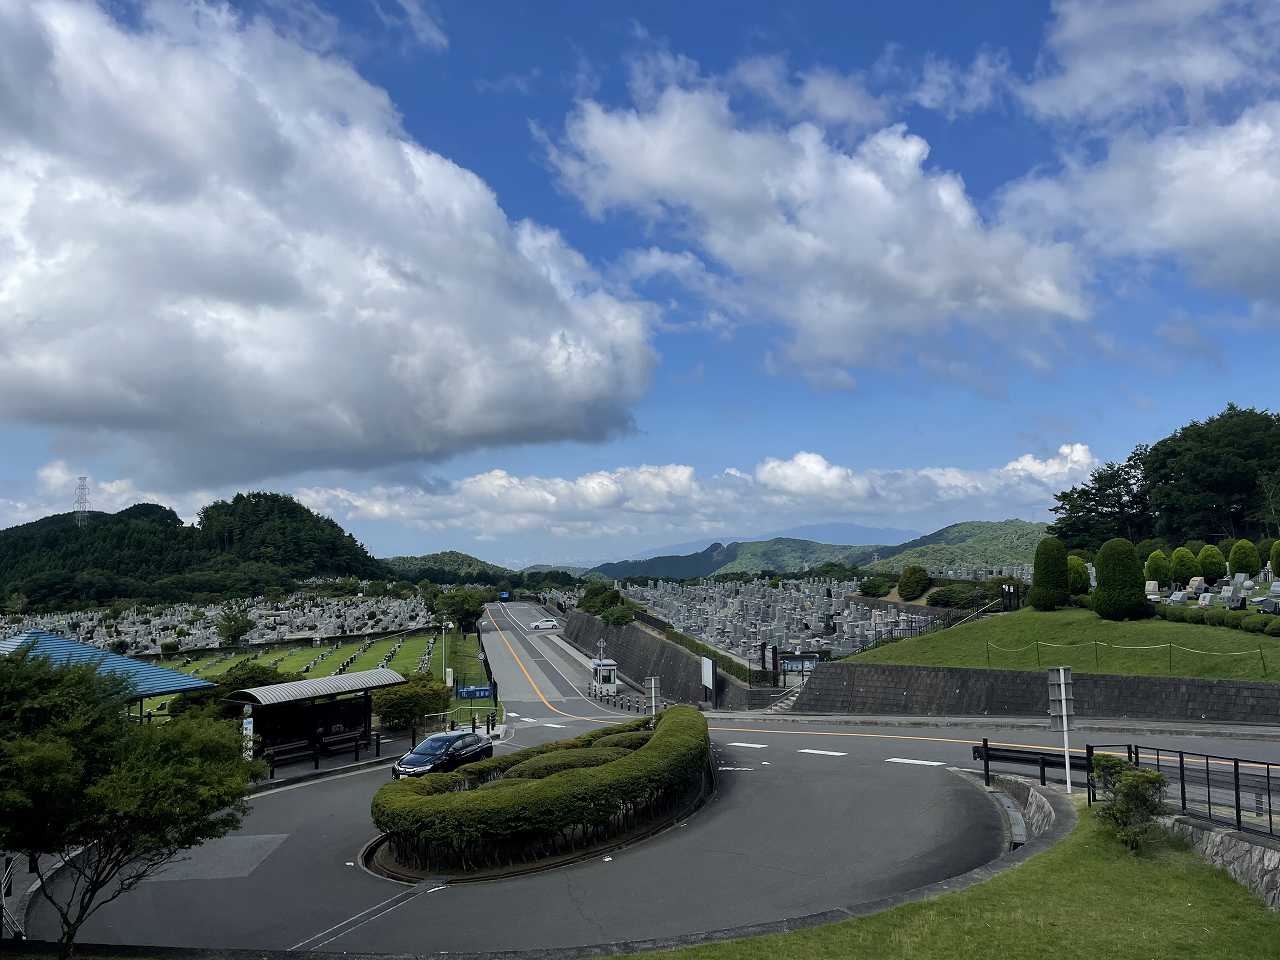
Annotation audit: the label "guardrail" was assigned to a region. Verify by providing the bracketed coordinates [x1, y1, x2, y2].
[1087, 743, 1278, 837]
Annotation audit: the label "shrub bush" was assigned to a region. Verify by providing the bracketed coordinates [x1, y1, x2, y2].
[1197, 545, 1227, 585]
[1229, 539, 1262, 579]
[1093, 539, 1151, 621]
[1217, 539, 1238, 563]
[1028, 537, 1069, 611]
[477, 777, 535, 791]
[1267, 618, 1280, 638]
[1162, 605, 1185, 622]
[159, 639, 179, 656]
[1184, 539, 1206, 557]
[1133, 539, 1167, 565]
[371, 708, 708, 872]
[1226, 610, 1250, 630]
[858, 577, 893, 598]
[600, 605, 635, 626]
[1259, 538, 1275, 570]
[1068, 548, 1094, 564]
[593, 731, 653, 750]
[505, 747, 631, 780]
[1242, 614, 1275, 634]
[1071, 593, 1092, 610]
[374, 675, 452, 729]
[1067, 555, 1090, 596]
[1169, 547, 1201, 587]
[1093, 755, 1166, 852]
[1182, 607, 1206, 625]
[1203, 607, 1227, 627]
[924, 583, 985, 609]
[1143, 550, 1171, 589]
[897, 565, 932, 602]
[662, 627, 752, 684]
[1272, 540, 1280, 578]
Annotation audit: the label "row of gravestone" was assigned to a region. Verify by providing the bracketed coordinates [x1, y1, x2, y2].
[301, 639, 344, 674]
[1155, 573, 1280, 613]
[379, 634, 409, 670]
[332, 635, 379, 675]
[415, 636, 436, 675]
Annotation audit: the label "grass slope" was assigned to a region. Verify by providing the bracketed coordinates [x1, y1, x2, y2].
[867, 519, 1047, 572]
[644, 808, 1280, 960]
[855, 608, 1280, 682]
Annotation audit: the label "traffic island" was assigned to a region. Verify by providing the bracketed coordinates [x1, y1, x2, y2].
[368, 706, 711, 878]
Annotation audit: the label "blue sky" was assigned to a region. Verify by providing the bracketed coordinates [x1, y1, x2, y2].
[2, 0, 1278, 567]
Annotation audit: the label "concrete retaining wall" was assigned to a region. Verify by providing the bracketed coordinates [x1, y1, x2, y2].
[793, 661, 1280, 724]
[562, 612, 751, 710]
[1163, 816, 1280, 909]
[993, 774, 1056, 838]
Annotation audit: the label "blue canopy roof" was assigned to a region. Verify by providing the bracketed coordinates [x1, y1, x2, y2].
[0, 630, 215, 699]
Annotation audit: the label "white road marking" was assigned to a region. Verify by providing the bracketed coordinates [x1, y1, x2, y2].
[727, 742, 768, 749]
[798, 749, 847, 757]
[520, 717, 539, 723]
[543, 723, 567, 728]
[507, 711, 521, 718]
[717, 766, 754, 771]
[885, 757, 946, 766]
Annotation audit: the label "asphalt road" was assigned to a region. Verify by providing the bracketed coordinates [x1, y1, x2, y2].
[30, 602, 1277, 954]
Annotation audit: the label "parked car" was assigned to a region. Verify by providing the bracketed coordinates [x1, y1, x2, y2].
[392, 731, 493, 779]
[530, 618, 558, 629]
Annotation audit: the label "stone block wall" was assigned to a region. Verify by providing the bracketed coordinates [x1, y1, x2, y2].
[562, 612, 750, 710]
[1163, 816, 1280, 909]
[793, 662, 1280, 724]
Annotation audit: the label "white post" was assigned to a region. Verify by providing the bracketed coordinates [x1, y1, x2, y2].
[1058, 667, 1072, 794]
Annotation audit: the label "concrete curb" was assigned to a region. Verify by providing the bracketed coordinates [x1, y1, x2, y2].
[702, 711, 1280, 741]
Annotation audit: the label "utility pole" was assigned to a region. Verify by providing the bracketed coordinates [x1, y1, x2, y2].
[75, 476, 90, 528]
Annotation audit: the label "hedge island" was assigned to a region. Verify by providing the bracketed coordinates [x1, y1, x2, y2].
[370, 705, 710, 873]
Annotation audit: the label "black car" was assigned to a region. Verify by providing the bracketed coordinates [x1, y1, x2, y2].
[392, 731, 493, 778]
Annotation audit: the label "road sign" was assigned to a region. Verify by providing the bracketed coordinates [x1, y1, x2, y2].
[457, 685, 492, 700]
[1048, 666, 1074, 793]
[645, 676, 661, 715]
[499, 591, 510, 600]
[781, 654, 818, 673]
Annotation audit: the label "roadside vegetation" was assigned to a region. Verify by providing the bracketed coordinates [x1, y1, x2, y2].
[641, 807, 1280, 960]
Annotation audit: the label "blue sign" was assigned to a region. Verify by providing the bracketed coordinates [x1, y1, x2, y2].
[781, 655, 819, 673]
[457, 685, 492, 700]
[499, 591, 510, 600]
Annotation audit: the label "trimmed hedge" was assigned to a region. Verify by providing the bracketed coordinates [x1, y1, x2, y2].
[1197, 545, 1227, 585]
[897, 565, 932, 602]
[661, 627, 753, 684]
[1273, 540, 1280, 579]
[1226, 610, 1250, 629]
[1067, 555, 1090, 596]
[1094, 539, 1151, 621]
[1169, 547, 1200, 587]
[1143, 550, 1171, 589]
[1229, 539, 1262, 579]
[1204, 607, 1227, 627]
[1243, 614, 1276, 634]
[373, 674, 452, 729]
[1268, 619, 1280, 638]
[477, 777, 536, 791]
[1182, 607, 1206, 625]
[1028, 537, 1069, 611]
[371, 707, 709, 872]
[505, 747, 631, 780]
[593, 731, 653, 750]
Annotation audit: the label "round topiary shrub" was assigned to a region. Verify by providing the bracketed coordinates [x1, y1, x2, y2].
[1226, 610, 1250, 630]
[1197, 545, 1227, 585]
[1169, 547, 1201, 587]
[897, 565, 932, 602]
[1229, 539, 1261, 579]
[505, 746, 631, 780]
[1028, 537, 1069, 611]
[1144, 550, 1171, 589]
[1266, 618, 1280, 638]
[1182, 608, 1206, 625]
[593, 731, 653, 750]
[1242, 614, 1275, 634]
[1067, 555, 1090, 596]
[1204, 607, 1227, 627]
[1093, 539, 1151, 621]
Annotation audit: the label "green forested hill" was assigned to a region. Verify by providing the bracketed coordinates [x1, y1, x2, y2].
[591, 538, 878, 580]
[1, 492, 384, 610]
[866, 519, 1046, 571]
[382, 551, 516, 584]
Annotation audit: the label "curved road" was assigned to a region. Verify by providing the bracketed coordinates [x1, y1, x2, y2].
[29, 603, 1008, 953]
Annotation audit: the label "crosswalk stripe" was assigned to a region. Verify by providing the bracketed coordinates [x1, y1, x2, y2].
[885, 758, 946, 766]
[798, 748, 847, 757]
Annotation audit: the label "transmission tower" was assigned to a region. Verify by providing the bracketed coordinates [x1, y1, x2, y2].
[75, 476, 90, 528]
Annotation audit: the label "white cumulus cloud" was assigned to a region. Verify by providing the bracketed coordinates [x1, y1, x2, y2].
[0, 0, 655, 484]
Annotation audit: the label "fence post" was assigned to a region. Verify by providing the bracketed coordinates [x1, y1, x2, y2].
[982, 737, 990, 787]
[1179, 752, 1187, 812]
[1235, 759, 1243, 831]
[1039, 756, 1046, 786]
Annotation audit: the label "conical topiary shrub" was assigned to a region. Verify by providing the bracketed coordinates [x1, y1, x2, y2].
[1229, 539, 1261, 579]
[1197, 544, 1227, 585]
[1169, 546, 1200, 587]
[1093, 538, 1151, 621]
[1028, 536, 1069, 611]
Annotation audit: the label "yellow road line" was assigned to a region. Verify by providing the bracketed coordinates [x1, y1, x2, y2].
[485, 609, 613, 725]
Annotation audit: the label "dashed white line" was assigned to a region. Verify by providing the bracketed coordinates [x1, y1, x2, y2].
[543, 723, 567, 728]
[520, 717, 539, 723]
[507, 711, 522, 718]
[727, 742, 768, 749]
[885, 757, 946, 766]
[798, 748, 847, 757]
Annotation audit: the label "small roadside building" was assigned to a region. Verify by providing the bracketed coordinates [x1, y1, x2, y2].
[225, 667, 406, 756]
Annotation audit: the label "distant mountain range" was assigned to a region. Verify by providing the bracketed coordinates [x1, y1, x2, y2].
[620, 522, 920, 561]
[587, 519, 1047, 580]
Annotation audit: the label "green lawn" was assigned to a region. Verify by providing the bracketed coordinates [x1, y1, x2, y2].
[855, 608, 1280, 681]
[642, 808, 1280, 960]
[386, 631, 433, 676]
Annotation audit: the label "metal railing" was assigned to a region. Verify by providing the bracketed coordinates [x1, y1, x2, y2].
[1088, 743, 1278, 837]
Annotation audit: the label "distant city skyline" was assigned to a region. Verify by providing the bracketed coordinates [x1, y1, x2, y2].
[3, 1, 1278, 565]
